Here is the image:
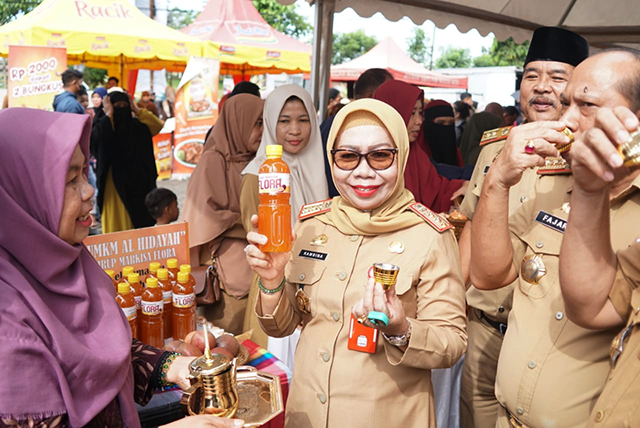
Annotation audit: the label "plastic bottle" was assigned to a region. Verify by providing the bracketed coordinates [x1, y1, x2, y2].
[167, 258, 180, 283]
[173, 271, 196, 340]
[117, 266, 134, 288]
[105, 269, 118, 291]
[128, 273, 144, 332]
[116, 282, 138, 338]
[179, 264, 196, 290]
[141, 277, 164, 347]
[145, 262, 161, 284]
[157, 268, 173, 340]
[258, 144, 292, 252]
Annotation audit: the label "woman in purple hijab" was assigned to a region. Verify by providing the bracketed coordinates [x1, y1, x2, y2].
[0, 109, 241, 428]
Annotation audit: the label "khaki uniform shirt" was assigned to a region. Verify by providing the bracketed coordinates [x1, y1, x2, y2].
[256, 214, 468, 428]
[496, 174, 640, 427]
[588, 241, 640, 426]
[459, 139, 539, 323]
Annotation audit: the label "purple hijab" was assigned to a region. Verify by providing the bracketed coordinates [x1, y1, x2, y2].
[0, 109, 139, 427]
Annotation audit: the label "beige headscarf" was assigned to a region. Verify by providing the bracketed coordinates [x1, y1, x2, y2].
[182, 94, 264, 251]
[318, 99, 422, 236]
[242, 85, 329, 221]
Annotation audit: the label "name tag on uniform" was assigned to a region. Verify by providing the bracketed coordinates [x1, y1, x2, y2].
[535, 210, 567, 233]
[299, 249, 328, 261]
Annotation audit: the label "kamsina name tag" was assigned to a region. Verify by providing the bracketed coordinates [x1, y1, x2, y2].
[299, 249, 328, 261]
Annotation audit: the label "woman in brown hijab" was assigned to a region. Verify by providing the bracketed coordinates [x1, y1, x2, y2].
[182, 94, 264, 334]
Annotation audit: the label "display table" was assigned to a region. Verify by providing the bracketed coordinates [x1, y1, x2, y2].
[138, 339, 291, 428]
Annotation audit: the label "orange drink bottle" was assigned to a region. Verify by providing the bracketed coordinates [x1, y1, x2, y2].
[173, 271, 196, 340]
[258, 144, 292, 252]
[141, 277, 164, 347]
[116, 282, 138, 338]
[105, 269, 118, 291]
[167, 258, 180, 283]
[157, 268, 173, 339]
[117, 266, 134, 288]
[128, 273, 144, 333]
[145, 262, 161, 284]
[179, 264, 196, 289]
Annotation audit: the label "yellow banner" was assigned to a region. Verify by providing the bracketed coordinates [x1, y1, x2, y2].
[153, 132, 173, 180]
[8, 45, 67, 109]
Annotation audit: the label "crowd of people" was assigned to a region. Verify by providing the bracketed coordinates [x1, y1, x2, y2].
[1, 22, 640, 428]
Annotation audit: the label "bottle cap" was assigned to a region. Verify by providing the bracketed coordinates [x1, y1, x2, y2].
[177, 271, 189, 283]
[167, 258, 178, 269]
[105, 269, 115, 279]
[117, 283, 130, 294]
[147, 277, 159, 288]
[266, 144, 283, 158]
[180, 264, 192, 274]
[122, 266, 134, 277]
[157, 268, 169, 280]
[128, 273, 140, 283]
[149, 262, 161, 273]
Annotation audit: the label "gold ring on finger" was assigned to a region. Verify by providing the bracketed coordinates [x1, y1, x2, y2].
[524, 140, 536, 154]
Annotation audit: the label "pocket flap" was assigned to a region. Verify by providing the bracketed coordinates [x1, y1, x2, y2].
[287, 260, 326, 286]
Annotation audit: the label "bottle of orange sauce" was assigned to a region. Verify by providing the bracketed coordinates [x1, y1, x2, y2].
[128, 273, 144, 333]
[145, 262, 161, 284]
[105, 269, 118, 291]
[258, 144, 292, 252]
[116, 282, 138, 338]
[117, 266, 134, 289]
[141, 277, 164, 347]
[173, 271, 196, 340]
[157, 268, 173, 340]
[166, 258, 180, 283]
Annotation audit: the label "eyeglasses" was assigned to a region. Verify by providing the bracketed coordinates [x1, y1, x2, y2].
[331, 148, 398, 171]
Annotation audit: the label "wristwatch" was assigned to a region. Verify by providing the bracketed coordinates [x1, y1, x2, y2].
[382, 321, 412, 347]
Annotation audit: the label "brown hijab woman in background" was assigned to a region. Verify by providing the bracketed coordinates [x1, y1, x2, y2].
[182, 94, 264, 334]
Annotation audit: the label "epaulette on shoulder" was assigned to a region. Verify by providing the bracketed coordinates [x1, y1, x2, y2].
[537, 156, 572, 175]
[480, 126, 512, 147]
[298, 199, 333, 220]
[408, 203, 453, 233]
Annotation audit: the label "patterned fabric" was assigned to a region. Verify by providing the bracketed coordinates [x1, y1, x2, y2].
[0, 340, 163, 428]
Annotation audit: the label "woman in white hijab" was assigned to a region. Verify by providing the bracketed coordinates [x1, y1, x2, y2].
[240, 85, 329, 367]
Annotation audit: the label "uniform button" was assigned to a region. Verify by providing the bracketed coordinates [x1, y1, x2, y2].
[337, 271, 347, 281]
[594, 410, 604, 422]
[498, 306, 505, 313]
[520, 196, 527, 203]
[321, 352, 330, 362]
[350, 235, 359, 242]
[331, 312, 340, 321]
[528, 361, 536, 369]
[536, 241, 544, 248]
[317, 393, 327, 404]
[555, 312, 564, 320]
[299, 273, 306, 281]
[517, 408, 524, 415]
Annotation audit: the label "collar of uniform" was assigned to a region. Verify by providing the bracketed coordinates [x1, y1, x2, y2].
[610, 170, 640, 205]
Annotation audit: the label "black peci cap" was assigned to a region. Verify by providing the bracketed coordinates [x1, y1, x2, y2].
[524, 27, 589, 68]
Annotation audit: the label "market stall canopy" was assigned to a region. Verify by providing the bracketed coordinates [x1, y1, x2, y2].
[182, 0, 312, 76]
[0, 0, 205, 76]
[332, 37, 467, 88]
[277, 0, 640, 50]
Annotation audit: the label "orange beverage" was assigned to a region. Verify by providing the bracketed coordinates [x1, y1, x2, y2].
[173, 271, 196, 340]
[117, 266, 134, 287]
[258, 144, 292, 252]
[157, 268, 173, 339]
[105, 269, 118, 291]
[167, 258, 180, 283]
[128, 273, 144, 332]
[145, 262, 161, 284]
[141, 277, 164, 347]
[116, 282, 138, 338]
[179, 264, 196, 289]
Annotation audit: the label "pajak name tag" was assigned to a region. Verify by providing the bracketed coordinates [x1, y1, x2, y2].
[348, 314, 377, 354]
[535, 210, 567, 233]
[299, 249, 328, 261]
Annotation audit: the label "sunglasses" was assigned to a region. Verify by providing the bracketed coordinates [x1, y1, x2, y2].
[331, 148, 398, 171]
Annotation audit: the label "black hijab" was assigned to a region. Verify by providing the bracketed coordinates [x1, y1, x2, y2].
[423, 100, 459, 166]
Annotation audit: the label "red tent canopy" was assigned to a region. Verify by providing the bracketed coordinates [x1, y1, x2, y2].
[182, 0, 311, 75]
[331, 37, 468, 89]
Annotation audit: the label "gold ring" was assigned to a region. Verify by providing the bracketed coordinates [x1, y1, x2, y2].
[357, 314, 368, 324]
[524, 140, 536, 154]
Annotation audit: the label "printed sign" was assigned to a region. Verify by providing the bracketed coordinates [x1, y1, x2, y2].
[84, 222, 190, 280]
[173, 57, 220, 177]
[153, 132, 173, 180]
[8, 45, 67, 109]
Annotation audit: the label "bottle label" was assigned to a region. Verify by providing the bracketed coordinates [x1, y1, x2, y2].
[163, 290, 172, 306]
[121, 305, 137, 321]
[173, 293, 195, 308]
[142, 300, 163, 316]
[259, 173, 290, 194]
[134, 295, 142, 310]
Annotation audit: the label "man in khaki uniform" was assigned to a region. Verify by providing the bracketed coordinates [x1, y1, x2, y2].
[558, 66, 640, 425]
[471, 50, 640, 427]
[458, 27, 588, 428]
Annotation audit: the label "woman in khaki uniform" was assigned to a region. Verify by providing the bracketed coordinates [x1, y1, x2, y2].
[245, 99, 467, 428]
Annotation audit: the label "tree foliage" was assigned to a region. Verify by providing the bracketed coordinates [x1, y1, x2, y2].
[472, 37, 530, 67]
[1, 0, 42, 25]
[436, 47, 472, 69]
[252, 0, 311, 39]
[167, 7, 199, 30]
[407, 28, 431, 66]
[331, 30, 377, 65]
[82, 67, 108, 88]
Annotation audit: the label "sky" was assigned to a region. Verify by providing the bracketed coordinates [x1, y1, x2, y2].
[168, 0, 495, 62]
